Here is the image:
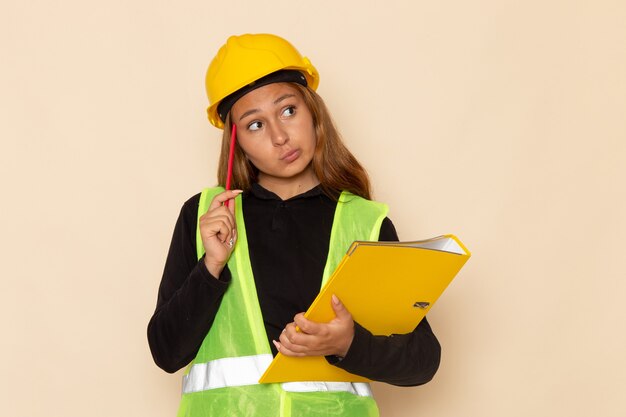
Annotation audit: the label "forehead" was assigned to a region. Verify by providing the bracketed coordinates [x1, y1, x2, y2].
[231, 83, 302, 115]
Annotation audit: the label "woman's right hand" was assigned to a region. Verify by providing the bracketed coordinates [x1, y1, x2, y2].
[199, 189, 242, 277]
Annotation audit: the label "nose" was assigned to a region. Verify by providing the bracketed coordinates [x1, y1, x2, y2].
[268, 121, 289, 146]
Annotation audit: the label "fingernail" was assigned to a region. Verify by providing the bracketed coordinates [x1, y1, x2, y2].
[272, 340, 280, 350]
[232, 190, 243, 194]
[332, 294, 339, 305]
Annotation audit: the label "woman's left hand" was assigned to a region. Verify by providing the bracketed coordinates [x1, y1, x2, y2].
[274, 295, 354, 358]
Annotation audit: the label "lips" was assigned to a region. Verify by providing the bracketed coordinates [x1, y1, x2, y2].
[280, 149, 300, 163]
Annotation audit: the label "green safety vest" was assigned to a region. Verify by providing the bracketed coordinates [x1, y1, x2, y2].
[178, 187, 388, 417]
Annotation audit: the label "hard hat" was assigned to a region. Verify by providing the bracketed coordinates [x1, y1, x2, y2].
[205, 33, 320, 129]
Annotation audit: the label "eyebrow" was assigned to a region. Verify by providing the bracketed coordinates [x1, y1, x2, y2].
[273, 93, 296, 105]
[237, 94, 297, 122]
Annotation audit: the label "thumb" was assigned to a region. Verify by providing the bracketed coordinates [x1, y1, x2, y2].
[331, 294, 351, 321]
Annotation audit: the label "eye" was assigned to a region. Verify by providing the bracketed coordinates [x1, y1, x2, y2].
[281, 106, 296, 117]
[248, 121, 263, 131]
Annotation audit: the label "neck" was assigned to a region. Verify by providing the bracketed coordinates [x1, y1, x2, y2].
[258, 170, 320, 200]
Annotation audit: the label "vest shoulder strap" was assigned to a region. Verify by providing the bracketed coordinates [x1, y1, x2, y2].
[322, 191, 389, 285]
[196, 186, 226, 260]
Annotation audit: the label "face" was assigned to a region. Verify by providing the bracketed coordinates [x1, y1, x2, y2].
[230, 82, 318, 193]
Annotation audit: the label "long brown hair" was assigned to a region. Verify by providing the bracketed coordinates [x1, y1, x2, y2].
[217, 83, 372, 200]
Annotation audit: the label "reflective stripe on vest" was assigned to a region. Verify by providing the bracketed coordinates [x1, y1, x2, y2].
[183, 354, 273, 393]
[183, 353, 372, 397]
[281, 382, 372, 397]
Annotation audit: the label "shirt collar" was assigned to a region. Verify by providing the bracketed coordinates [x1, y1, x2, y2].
[248, 182, 325, 202]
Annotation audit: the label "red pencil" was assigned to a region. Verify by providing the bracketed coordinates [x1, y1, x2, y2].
[224, 124, 237, 208]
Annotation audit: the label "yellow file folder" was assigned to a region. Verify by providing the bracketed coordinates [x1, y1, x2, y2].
[259, 234, 471, 383]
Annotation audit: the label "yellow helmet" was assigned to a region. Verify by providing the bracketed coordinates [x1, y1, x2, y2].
[205, 33, 320, 129]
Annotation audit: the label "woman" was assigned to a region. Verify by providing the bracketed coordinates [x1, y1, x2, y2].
[148, 33, 441, 417]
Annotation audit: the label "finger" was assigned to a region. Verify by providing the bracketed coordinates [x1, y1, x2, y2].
[223, 209, 237, 234]
[199, 205, 236, 232]
[227, 192, 237, 217]
[229, 228, 237, 247]
[278, 330, 330, 357]
[208, 190, 243, 211]
[200, 211, 235, 230]
[216, 203, 238, 237]
[279, 331, 311, 354]
[200, 212, 237, 241]
[293, 313, 320, 335]
[273, 340, 305, 357]
[203, 218, 233, 243]
[217, 223, 233, 244]
[281, 324, 309, 348]
[331, 294, 352, 321]
[282, 323, 299, 341]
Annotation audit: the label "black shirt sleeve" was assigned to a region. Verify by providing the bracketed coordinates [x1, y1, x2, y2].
[147, 194, 231, 373]
[331, 217, 442, 386]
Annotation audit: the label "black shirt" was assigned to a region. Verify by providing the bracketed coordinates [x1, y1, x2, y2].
[148, 184, 441, 386]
